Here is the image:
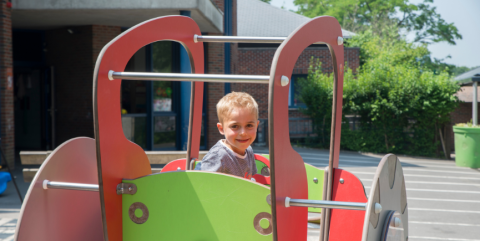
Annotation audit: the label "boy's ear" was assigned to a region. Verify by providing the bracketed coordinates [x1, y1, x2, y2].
[217, 122, 225, 135]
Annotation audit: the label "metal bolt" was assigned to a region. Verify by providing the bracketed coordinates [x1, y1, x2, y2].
[281, 75, 289, 86]
[339, 178, 344, 184]
[313, 178, 318, 183]
[337, 36, 344, 45]
[266, 194, 272, 205]
[374, 203, 382, 214]
[117, 183, 137, 195]
[392, 217, 401, 227]
[177, 167, 181, 171]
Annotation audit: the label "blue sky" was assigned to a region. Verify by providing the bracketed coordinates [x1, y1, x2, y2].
[270, 0, 480, 68]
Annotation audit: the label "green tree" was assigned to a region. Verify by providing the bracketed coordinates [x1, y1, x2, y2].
[294, 0, 462, 45]
[418, 56, 476, 77]
[260, 0, 271, 3]
[298, 30, 460, 156]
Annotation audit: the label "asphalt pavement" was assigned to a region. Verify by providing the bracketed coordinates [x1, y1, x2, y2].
[273, 147, 480, 241]
[1, 148, 479, 241]
[0, 164, 28, 241]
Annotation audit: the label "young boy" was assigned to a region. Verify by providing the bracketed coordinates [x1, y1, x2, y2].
[198, 92, 258, 179]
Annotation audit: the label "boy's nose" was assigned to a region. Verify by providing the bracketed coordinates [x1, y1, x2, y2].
[239, 127, 246, 135]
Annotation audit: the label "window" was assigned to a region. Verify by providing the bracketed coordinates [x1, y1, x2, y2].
[121, 41, 180, 150]
[120, 40, 207, 150]
[288, 74, 307, 108]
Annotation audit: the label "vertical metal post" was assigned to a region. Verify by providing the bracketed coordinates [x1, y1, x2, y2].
[224, 0, 232, 94]
[146, 44, 154, 150]
[50, 66, 55, 148]
[44, 69, 50, 150]
[473, 81, 478, 126]
[180, 10, 192, 150]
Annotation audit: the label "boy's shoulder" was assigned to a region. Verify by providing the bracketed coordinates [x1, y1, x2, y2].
[204, 140, 255, 161]
[203, 140, 231, 161]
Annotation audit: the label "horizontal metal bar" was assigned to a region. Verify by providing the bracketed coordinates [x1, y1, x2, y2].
[109, 71, 270, 84]
[194, 35, 330, 45]
[285, 197, 367, 211]
[195, 35, 286, 44]
[43, 180, 99, 192]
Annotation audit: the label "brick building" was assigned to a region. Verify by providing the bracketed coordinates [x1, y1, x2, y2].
[207, 0, 358, 147]
[6, 0, 359, 167]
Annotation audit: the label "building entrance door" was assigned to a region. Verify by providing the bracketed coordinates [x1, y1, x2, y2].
[14, 67, 52, 150]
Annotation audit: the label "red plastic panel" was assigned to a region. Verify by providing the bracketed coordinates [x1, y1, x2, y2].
[254, 154, 270, 167]
[253, 174, 271, 185]
[92, 16, 204, 241]
[329, 168, 368, 241]
[253, 154, 270, 184]
[268, 16, 344, 241]
[15, 137, 102, 241]
[160, 159, 187, 172]
[163, 158, 271, 185]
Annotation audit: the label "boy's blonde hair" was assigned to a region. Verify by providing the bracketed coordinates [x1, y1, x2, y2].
[217, 92, 259, 123]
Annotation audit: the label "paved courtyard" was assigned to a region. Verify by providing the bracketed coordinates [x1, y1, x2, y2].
[283, 147, 480, 241]
[0, 163, 28, 241]
[1, 148, 479, 240]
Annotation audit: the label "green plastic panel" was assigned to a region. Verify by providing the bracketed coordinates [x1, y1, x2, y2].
[122, 171, 272, 240]
[195, 160, 268, 176]
[257, 154, 324, 212]
[255, 160, 268, 172]
[304, 163, 325, 212]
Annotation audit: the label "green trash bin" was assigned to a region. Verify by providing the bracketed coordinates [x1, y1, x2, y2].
[453, 126, 480, 168]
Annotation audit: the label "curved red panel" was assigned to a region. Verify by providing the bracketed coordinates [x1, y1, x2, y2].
[253, 174, 271, 185]
[268, 16, 344, 241]
[161, 159, 187, 172]
[329, 168, 368, 241]
[15, 137, 102, 241]
[92, 16, 204, 241]
[254, 154, 270, 167]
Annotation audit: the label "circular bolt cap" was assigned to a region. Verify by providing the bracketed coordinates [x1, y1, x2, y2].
[374, 203, 382, 214]
[393, 217, 401, 227]
[281, 75, 289, 86]
[313, 178, 318, 183]
[337, 36, 344, 45]
[339, 178, 344, 184]
[108, 70, 114, 81]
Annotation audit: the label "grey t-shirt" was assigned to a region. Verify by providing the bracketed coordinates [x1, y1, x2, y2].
[197, 140, 257, 178]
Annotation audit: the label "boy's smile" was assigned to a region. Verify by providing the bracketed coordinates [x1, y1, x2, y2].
[217, 107, 259, 155]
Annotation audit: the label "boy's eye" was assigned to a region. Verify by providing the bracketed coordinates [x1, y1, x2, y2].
[247, 124, 254, 128]
[231, 125, 238, 129]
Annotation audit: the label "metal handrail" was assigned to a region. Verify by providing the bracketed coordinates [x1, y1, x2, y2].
[109, 71, 270, 84]
[285, 197, 367, 211]
[43, 180, 99, 192]
[194, 34, 335, 45]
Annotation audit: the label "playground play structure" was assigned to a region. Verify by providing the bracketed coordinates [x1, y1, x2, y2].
[13, 16, 408, 241]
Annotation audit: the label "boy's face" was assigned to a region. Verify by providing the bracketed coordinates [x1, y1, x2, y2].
[217, 107, 259, 155]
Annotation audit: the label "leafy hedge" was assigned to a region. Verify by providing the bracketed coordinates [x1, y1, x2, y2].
[298, 31, 460, 156]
